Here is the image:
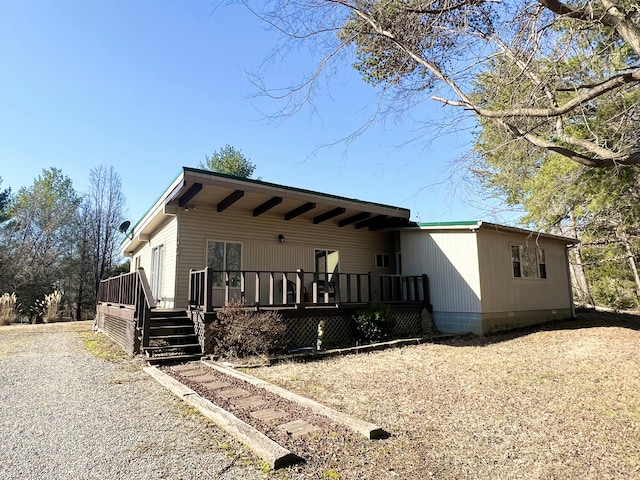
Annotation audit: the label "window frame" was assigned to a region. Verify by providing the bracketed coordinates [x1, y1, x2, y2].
[510, 243, 547, 280]
[375, 253, 391, 269]
[314, 248, 339, 283]
[206, 240, 243, 288]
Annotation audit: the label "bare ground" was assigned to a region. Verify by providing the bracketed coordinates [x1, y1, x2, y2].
[245, 311, 640, 479]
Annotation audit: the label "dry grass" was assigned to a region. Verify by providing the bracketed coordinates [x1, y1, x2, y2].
[250, 312, 640, 479]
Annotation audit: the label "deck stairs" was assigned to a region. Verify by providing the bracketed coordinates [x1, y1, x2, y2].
[143, 310, 202, 364]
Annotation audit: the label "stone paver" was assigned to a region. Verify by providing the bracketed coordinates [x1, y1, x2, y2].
[201, 380, 231, 390]
[170, 364, 197, 373]
[217, 387, 252, 399]
[178, 368, 208, 378]
[250, 408, 289, 423]
[278, 419, 320, 438]
[229, 395, 266, 409]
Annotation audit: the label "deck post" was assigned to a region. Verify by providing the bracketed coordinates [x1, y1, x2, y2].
[224, 271, 230, 306]
[296, 269, 305, 309]
[204, 267, 213, 313]
[269, 272, 274, 306]
[240, 271, 246, 305]
[368, 272, 381, 303]
[254, 272, 261, 306]
[421, 274, 431, 309]
[281, 273, 287, 305]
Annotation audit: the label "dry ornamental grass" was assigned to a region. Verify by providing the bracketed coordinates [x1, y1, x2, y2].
[248, 312, 640, 479]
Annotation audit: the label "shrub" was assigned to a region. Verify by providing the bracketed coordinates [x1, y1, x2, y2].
[0, 293, 18, 325]
[352, 304, 396, 343]
[32, 290, 63, 323]
[211, 302, 286, 358]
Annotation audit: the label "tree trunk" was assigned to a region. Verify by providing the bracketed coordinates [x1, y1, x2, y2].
[621, 235, 640, 298]
[567, 214, 594, 306]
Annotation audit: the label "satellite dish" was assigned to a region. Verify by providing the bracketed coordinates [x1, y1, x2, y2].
[118, 220, 131, 234]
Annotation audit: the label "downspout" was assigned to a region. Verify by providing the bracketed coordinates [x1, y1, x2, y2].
[565, 244, 576, 318]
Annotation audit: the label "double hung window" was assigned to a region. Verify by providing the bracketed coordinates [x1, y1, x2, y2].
[511, 244, 546, 279]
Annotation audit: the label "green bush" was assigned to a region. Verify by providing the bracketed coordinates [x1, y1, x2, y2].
[211, 302, 286, 358]
[352, 304, 396, 343]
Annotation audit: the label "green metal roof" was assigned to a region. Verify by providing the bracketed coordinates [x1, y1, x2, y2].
[417, 221, 480, 227]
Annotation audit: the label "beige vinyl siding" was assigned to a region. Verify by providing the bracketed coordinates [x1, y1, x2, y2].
[174, 205, 395, 309]
[127, 216, 178, 308]
[476, 229, 571, 313]
[400, 230, 482, 313]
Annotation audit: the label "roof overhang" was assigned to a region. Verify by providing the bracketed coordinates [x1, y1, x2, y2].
[406, 220, 578, 246]
[121, 167, 411, 256]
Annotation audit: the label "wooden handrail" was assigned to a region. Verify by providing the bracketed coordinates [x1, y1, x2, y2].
[98, 268, 156, 348]
[187, 269, 429, 309]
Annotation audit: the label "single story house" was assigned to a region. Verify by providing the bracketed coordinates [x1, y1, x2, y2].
[97, 167, 576, 358]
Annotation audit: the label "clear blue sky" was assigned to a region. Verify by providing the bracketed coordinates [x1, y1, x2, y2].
[0, 0, 517, 225]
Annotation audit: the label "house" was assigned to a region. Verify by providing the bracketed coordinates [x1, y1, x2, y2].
[96, 167, 575, 359]
[399, 221, 576, 335]
[120, 166, 416, 309]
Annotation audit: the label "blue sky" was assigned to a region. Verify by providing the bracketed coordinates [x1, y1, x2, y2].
[0, 0, 517, 225]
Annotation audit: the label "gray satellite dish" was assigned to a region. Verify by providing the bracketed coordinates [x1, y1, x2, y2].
[118, 220, 131, 234]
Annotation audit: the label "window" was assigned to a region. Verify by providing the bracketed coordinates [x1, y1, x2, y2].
[315, 249, 339, 282]
[511, 244, 546, 279]
[207, 241, 242, 287]
[375, 253, 390, 269]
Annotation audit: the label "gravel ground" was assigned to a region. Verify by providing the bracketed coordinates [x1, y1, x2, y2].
[0, 322, 263, 480]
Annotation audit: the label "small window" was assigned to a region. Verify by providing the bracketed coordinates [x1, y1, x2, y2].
[375, 254, 390, 269]
[511, 244, 546, 279]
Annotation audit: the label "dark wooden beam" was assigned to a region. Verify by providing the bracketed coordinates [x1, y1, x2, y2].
[339, 211, 371, 227]
[253, 196, 282, 217]
[313, 207, 346, 224]
[369, 217, 410, 231]
[178, 183, 203, 207]
[217, 189, 245, 212]
[285, 202, 316, 221]
[355, 215, 387, 229]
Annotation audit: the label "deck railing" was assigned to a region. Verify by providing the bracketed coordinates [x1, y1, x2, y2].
[97, 268, 156, 347]
[188, 268, 429, 313]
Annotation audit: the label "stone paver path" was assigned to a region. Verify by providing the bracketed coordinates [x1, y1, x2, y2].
[168, 364, 320, 442]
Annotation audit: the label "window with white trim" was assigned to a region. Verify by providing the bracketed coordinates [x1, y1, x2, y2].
[375, 253, 390, 269]
[207, 241, 242, 287]
[511, 244, 546, 279]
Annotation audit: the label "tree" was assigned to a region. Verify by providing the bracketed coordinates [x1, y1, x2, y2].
[198, 145, 256, 178]
[468, 20, 640, 307]
[236, 0, 639, 168]
[0, 168, 81, 319]
[0, 178, 11, 223]
[75, 165, 126, 320]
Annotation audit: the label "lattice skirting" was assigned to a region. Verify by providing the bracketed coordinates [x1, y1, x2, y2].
[102, 314, 137, 354]
[190, 307, 426, 354]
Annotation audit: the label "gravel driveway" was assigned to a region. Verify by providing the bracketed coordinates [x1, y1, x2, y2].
[0, 322, 262, 480]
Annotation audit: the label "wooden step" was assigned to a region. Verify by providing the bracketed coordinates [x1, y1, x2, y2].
[149, 334, 199, 342]
[145, 343, 201, 352]
[146, 353, 203, 365]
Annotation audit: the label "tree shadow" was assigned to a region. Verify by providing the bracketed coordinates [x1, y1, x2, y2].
[429, 308, 640, 348]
